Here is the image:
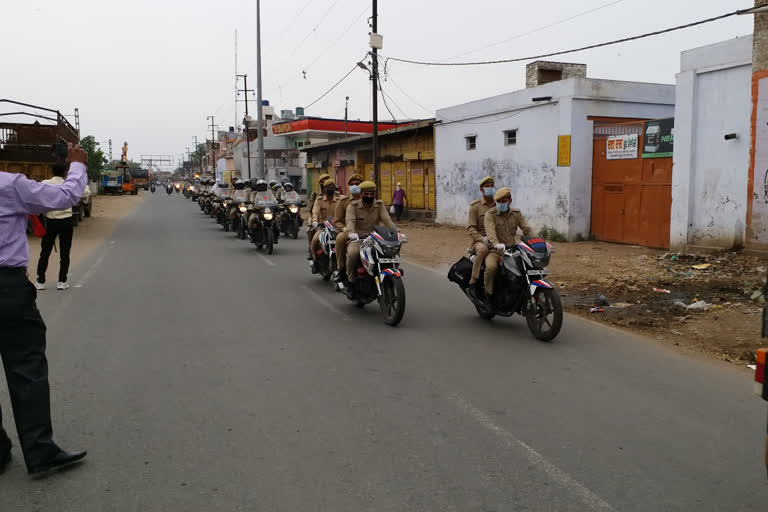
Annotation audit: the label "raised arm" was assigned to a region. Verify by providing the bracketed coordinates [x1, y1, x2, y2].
[13, 161, 87, 215]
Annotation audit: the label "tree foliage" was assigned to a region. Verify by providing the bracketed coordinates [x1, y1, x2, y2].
[79, 135, 107, 182]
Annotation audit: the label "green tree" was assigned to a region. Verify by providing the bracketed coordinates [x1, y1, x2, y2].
[79, 135, 107, 182]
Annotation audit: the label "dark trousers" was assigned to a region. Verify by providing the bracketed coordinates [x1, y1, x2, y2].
[37, 217, 73, 284]
[394, 204, 404, 221]
[0, 268, 58, 470]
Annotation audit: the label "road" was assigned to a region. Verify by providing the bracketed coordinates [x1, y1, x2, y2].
[1, 193, 766, 511]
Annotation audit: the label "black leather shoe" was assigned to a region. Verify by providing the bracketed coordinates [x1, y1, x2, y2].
[28, 449, 87, 478]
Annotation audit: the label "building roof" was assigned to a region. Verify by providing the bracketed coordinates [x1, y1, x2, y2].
[301, 119, 436, 153]
[271, 117, 408, 138]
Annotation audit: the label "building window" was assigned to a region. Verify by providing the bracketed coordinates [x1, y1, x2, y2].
[266, 114, 273, 120]
[465, 135, 476, 151]
[504, 129, 517, 146]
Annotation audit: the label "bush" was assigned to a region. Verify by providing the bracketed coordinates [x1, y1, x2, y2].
[539, 225, 567, 243]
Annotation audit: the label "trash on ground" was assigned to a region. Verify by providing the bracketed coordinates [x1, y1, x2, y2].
[653, 288, 671, 294]
[748, 364, 757, 371]
[594, 294, 609, 306]
[589, 307, 604, 313]
[673, 300, 711, 311]
[691, 263, 711, 270]
[670, 255, 679, 261]
[611, 302, 633, 309]
[750, 290, 763, 300]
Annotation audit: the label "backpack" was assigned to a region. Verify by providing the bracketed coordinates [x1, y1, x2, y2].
[447, 256, 473, 288]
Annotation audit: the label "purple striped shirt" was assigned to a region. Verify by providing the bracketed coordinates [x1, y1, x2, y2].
[0, 162, 86, 268]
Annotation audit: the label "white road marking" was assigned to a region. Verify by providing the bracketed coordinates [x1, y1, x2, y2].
[257, 253, 276, 267]
[450, 393, 615, 512]
[301, 285, 350, 320]
[75, 245, 112, 288]
[403, 258, 445, 276]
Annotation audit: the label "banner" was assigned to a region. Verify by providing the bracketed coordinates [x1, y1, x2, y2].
[557, 135, 571, 167]
[606, 134, 639, 160]
[642, 118, 674, 158]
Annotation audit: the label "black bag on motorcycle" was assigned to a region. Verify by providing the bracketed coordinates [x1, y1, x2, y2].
[447, 257, 473, 288]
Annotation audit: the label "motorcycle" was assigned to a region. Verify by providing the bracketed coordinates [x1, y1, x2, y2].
[235, 202, 251, 240]
[174, 183, 181, 193]
[215, 198, 231, 227]
[165, 184, 173, 195]
[311, 219, 338, 281]
[150, 184, 156, 194]
[279, 200, 303, 239]
[448, 236, 563, 342]
[248, 199, 280, 254]
[342, 227, 407, 326]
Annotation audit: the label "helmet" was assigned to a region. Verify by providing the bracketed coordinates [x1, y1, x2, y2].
[359, 180, 376, 192]
[283, 181, 294, 191]
[255, 179, 268, 192]
[247, 178, 258, 189]
[234, 179, 245, 190]
[347, 173, 364, 185]
[268, 180, 277, 189]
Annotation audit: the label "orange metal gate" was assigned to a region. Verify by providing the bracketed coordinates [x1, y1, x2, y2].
[591, 122, 672, 249]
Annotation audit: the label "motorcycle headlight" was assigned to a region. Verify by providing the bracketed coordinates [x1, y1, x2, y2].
[263, 211, 273, 220]
[189, 186, 195, 191]
[289, 205, 299, 213]
[239, 206, 247, 213]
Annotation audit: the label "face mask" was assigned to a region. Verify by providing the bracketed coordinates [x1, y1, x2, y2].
[349, 185, 361, 195]
[362, 196, 374, 205]
[496, 201, 510, 213]
[482, 186, 496, 197]
[325, 189, 335, 196]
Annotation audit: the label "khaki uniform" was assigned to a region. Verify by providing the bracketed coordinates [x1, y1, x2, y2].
[482, 208, 533, 295]
[310, 195, 338, 258]
[334, 195, 357, 270]
[345, 199, 398, 281]
[467, 198, 495, 282]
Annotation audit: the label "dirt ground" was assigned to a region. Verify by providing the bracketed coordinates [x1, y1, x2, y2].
[28, 193, 146, 281]
[399, 221, 766, 365]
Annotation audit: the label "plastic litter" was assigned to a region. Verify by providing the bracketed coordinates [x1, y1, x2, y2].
[751, 290, 763, 300]
[594, 294, 609, 306]
[589, 307, 604, 313]
[674, 300, 710, 311]
[611, 302, 633, 309]
[670, 255, 679, 261]
[653, 288, 671, 294]
[748, 364, 757, 371]
[691, 264, 711, 270]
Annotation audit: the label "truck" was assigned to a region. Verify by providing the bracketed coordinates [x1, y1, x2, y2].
[0, 99, 92, 220]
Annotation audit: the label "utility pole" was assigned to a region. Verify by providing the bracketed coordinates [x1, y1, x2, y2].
[108, 139, 113, 162]
[237, 73, 255, 179]
[193, 136, 199, 175]
[256, 0, 266, 180]
[207, 116, 218, 178]
[371, 0, 380, 190]
[345, 96, 350, 136]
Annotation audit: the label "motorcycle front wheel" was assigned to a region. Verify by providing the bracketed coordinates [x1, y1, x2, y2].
[525, 288, 563, 342]
[380, 276, 406, 326]
[266, 228, 275, 254]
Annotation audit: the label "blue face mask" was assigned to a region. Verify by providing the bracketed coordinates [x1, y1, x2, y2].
[349, 185, 361, 195]
[482, 186, 496, 197]
[496, 201, 510, 213]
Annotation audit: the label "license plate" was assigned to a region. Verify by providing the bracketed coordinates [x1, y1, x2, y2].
[527, 270, 549, 275]
[379, 258, 400, 264]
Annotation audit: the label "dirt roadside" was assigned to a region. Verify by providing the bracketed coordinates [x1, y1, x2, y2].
[28, 193, 146, 282]
[399, 221, 766, 365]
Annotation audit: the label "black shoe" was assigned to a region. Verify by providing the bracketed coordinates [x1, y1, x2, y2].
[467, 282, 481, 299]
[482, 294, 494, 312]
[311, 261, 320, 274]
[332, 270, 346, 283]
[28, 449, 87, 478]
[345, 285, 358, 300]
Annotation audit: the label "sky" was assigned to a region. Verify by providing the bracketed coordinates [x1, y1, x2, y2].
[0, 0, 753, 167]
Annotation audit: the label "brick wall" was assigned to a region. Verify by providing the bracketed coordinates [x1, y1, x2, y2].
[526, 61, 587, 88]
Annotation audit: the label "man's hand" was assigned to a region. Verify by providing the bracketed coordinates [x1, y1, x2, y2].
[494, 243, 506, 252]
[67, 143, 87, 165]
[348, 233, 359, 241]
[481, 236, 489, 245]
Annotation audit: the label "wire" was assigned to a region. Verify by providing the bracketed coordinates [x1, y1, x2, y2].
[386, 74, 434, 117]
[288, 0, 344, 59]
[446, 0, 625, 61]
[378, 83, 399, 123]
[303, 57, 366, 110]
[386, 7, 745, 67]
[303, 5, 370, 73]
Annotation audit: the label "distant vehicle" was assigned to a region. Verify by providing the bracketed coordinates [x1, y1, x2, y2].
[101, 169, 123, 194]
[131, 168, 151, 190]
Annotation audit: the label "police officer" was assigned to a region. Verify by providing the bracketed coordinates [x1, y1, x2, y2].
[483, 187, 534, 307]
[345, 181, 398, 285]
[332, 174, 363, 283]
[466, 176, 496, 298]
[310, 179, 338, 273]
[307, 173, 331, 258]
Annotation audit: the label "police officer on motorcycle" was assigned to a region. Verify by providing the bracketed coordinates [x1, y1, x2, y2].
[332, 173, 364, 283]
[310, 179, 338, 274]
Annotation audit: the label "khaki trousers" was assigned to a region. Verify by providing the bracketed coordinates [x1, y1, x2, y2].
[470, 241, 490, 282]
[484, 250, 502, 295]
[335, 232, 350, 269]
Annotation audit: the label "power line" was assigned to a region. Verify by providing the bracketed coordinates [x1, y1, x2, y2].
[303, 57, 366, 110]
[288, 0, 344, 59]
[378, 83, 399, 123]
[303, 4, 370, 73]
[446, 0, 626, 61]
[385, 7, 745, 67]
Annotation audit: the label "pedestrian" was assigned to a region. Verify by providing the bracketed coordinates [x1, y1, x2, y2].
[0, 143, 88, 477]
[391, 182, 408, 222]
[36, 161, 89, 290]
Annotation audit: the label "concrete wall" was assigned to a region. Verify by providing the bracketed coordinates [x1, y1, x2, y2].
[671, 36, 752, 250]
[435, 78, 674, 239]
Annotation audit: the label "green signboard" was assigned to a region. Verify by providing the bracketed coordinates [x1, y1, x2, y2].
[642, 118, 674, 158]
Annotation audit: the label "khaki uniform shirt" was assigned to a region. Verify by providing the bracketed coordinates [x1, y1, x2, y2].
[312, 195, 338, 224]
[484, 208, 534, 247]
[345, 199, 397, 236]
[334, 195, 356, 231]
[467, 198, 495, 243]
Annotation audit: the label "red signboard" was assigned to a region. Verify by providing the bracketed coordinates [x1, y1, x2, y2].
[272, 118, 404, 136]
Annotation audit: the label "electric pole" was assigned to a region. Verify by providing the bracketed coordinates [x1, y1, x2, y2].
[371, 0, 380, 190]
[207, 116, 218, 178]
[345, 96, 350, 136]
[256, 0, 266, 180]
[193, 136, 199, 175]
[238, 73, 255, 179]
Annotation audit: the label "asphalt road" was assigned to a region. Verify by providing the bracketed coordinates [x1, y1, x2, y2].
[1, 193, 767, 511]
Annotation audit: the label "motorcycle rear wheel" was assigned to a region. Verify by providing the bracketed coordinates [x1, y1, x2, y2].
[525, 288, 563, 342]
[380, 276, 406, 326]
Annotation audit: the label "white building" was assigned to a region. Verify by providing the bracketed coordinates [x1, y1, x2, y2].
[671, 36, 752, 250]
[435, 62, 675, 240]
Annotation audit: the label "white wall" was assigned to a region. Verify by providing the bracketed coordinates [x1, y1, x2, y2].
[671, 36, 752, 250]
[436, 78, 674, 239]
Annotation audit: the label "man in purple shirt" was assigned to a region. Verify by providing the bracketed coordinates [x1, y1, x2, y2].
[391, 182, 407, 222]
[0, 143, 87, 477]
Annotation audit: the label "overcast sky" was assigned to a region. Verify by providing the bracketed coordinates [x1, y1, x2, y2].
[0, 0, 753, 166]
